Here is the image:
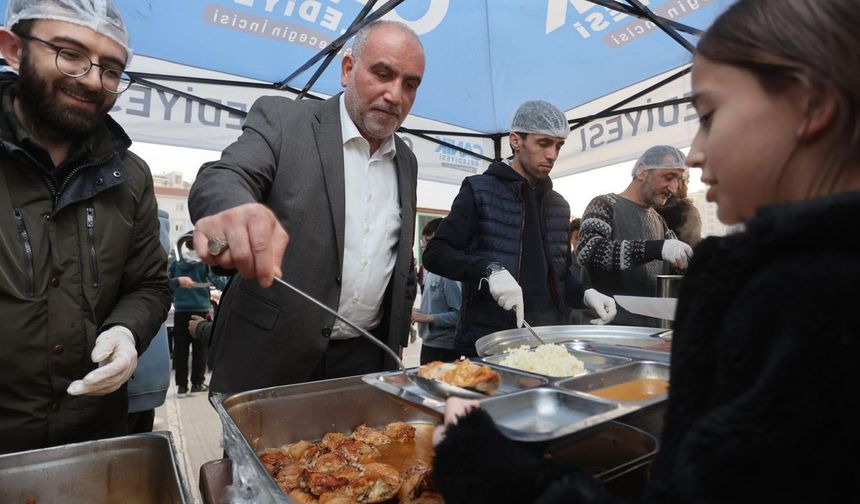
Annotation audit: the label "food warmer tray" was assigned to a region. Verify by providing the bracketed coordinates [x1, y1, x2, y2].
[212, 376, 660, 503]
[0, 431, 191, 504]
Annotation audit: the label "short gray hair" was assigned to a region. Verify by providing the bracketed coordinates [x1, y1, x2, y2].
[351, 19, 422, 62]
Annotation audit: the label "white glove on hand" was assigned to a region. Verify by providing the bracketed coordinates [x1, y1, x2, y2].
[662, 239, 694, 270]
[487, 269, 524, 328]
[583, 288, 617, 325]
[67, 326, 138, 396]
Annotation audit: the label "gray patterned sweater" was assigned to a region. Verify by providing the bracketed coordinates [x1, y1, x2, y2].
[576, 194, 674, 326]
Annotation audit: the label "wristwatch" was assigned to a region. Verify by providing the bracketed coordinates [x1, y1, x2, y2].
[484, 262, 506, 278]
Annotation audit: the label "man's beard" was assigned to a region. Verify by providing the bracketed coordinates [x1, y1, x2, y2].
[16, 54, 112, 143]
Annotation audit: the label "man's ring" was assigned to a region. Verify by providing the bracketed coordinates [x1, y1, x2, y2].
[207, 236, 229, 256]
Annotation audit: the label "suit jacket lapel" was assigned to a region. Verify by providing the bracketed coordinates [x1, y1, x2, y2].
[313, 96, 346, 273]
[393, 136, 416, 222]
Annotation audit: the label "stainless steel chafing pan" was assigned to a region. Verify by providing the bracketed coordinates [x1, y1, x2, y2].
[0, 431, 191, 504]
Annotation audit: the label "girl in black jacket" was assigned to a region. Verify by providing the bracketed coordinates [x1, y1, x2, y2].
[432, 1, 860, 502]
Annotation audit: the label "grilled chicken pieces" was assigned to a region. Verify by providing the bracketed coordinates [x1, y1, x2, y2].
[417, 359, 501, 394]
[259, 422, 441, 503]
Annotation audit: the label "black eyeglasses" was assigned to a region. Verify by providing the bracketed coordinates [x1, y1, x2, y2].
[19, 34, 132, 94]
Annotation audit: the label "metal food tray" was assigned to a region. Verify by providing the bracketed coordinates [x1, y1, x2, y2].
[211, 376, 442, 504]
[480, 387, 621, 442]
[212, 376, 662, 503]
[557, 362, 671, 405]
[478, 361, 670, 443]
[361, 361, 548, 413]
[0, 431, 191, 504]
[547, 421, 658, 499]
[475, 324, 670, 357]
[480, 348, 632, 379]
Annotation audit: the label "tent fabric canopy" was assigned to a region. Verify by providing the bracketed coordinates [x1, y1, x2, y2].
[0, 0, 735, 184]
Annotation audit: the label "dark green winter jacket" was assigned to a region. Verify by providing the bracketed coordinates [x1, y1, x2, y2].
[0, 74, 170, 453]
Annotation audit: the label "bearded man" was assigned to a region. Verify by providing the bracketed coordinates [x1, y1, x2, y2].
[577, 145, 693, 327]
[0, 0, 169, 453]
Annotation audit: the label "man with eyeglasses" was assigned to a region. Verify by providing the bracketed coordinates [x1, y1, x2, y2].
[0, 1, 170, 453]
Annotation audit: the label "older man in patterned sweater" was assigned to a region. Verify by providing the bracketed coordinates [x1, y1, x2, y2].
[577, 145, 694, 327]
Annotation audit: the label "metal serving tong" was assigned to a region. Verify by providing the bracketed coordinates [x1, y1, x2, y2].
[175, 232, 485, 400]
[521, 320, 547, 346]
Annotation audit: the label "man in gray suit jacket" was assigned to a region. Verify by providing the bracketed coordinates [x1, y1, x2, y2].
[187, 21, 425, 393]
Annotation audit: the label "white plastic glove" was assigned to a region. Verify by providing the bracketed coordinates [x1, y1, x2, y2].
[67, 326, 138, 396]
[583, 288, 617, 325]
[662, 239, 694, 270]
[487, 269, 524, 328]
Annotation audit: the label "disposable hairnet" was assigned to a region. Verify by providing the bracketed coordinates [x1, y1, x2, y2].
[5, 0, 132, 62]
[632, 145, 686, 176]
[510, 100, 570, 139]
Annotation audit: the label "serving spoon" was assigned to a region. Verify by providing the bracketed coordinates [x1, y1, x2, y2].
[174, 233, 488, 399]
[270, 276, 487, 399]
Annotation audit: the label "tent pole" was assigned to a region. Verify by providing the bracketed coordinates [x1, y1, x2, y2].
[276, 0, 406, 90]
[399, 127, 494, 163]
[569, 66, 691, 132]
[493, 135, 503, 163]
[127, 76, 249, 117]
[294, 0, 378, 100]
[572, 96, 693, 124]
[622, 0, 696, 52]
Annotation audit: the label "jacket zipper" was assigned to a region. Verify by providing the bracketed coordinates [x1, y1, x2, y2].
[47, 154, 114, 207]
[86, 207, 99, 288]
[54, 160, 105, 206]
[13, 208, 36, 297]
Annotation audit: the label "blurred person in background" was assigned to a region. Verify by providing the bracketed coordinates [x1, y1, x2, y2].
[412, 218, 461, 364]
[127, 208, 172, 432]
[431, 1, 860, 502]
[169, 238, 228, 394]
[568, 217, 590, 324]
[0, 0, 169, 453]
[655, 169, 702, 247]
[577, 145, 693, 326]
[424, 100, 617, 358]
[187, 20, 425, 393]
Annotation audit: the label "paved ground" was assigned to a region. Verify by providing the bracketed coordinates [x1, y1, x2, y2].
[155, 338, 424, 503]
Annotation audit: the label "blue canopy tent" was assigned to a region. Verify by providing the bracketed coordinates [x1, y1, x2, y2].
[0, 0, 735, 184]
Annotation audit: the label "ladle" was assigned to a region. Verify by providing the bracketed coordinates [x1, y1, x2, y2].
[174, 233, 488, 399]
[270, 277, 487, 399]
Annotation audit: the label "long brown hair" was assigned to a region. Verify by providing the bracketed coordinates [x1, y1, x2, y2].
[697, 0, 860, 184]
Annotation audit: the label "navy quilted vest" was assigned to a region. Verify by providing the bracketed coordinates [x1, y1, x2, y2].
[457, 164, 573, 351]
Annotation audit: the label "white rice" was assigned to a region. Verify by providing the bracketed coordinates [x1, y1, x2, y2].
[499, 344, 586, 377]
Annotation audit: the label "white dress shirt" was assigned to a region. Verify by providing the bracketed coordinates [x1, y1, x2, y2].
[331, 95, 401, 339]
